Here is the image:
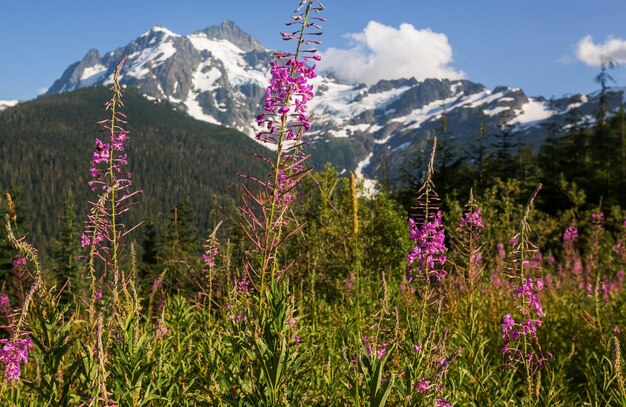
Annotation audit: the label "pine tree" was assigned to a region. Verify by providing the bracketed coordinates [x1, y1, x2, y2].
[468, 114, 489, 188]
[158, 200, 202, 292]
[486, 111, 519, 180]
[433, 105, 469, 198]
[594, 57, 617, 127]
[53, 194, 82, 303]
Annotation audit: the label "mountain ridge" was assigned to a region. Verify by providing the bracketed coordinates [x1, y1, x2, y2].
[42, 21, 626, 183]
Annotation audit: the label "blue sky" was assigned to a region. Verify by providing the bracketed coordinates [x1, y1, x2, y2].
[1, 0, 626, 100]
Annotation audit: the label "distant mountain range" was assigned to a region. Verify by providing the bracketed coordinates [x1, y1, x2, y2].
[32, 21, 626, 182]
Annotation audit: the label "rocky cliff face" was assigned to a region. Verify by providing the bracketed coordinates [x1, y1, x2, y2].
[44, 21, 626, 182]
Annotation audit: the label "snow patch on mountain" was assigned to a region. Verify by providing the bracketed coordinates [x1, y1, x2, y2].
[484, 106, 510, 116]
[311, 81, 410, 118]
[354, 152, 377, 194]
[511, 99, 552, 126]
[396, 95, 459, 130]
[80, 64, 107, 81]
[185, 94, 221, 125]
[192, 63, 223, 91]
[127, 42, 177, 80]
[189, 34, 267, 87]
[0, 100, 18, 111]
[141, 26, 181, 41]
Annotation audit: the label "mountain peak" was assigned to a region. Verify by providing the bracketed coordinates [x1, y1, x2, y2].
[82, 48, 101, 64]
[142, 25, 180, 39]
[194, 20, 264, 52]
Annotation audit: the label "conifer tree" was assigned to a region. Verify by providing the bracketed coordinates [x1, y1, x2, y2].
[53, 194, 82, 303]
[158, 200, 201, 291]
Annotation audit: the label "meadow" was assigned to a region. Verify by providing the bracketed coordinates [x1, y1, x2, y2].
[1, 1, 626, 406]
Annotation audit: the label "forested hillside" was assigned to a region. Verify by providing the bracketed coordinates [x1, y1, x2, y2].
[0, 86, 267, 253]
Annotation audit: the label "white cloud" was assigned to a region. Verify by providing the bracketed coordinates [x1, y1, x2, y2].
[576, 35, 626, 66]
[36, 87, 48, 95]
[320, 21, 464, 85]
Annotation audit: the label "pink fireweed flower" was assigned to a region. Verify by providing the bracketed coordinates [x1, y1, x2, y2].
[275, 170, 297, 205]
[155, 325, 168, 339]
[238, 1, 324, 290]
[81, 57, 141, 270]
[416, 378, 432, 394]
[470, 252, 482, 266]
[202, 224, 221, 270]
[0, 294, 10, 312]
[80, 232, 104, 248]
[94, 289, 103, 303]
[491, 271, 502, 287]
[501, 277, 550, 368]
[256, 59, 318, 145]
[407, 211, 447, 282]
[497, 242, 506, 258]
[460, 208, 484, 229]
[202, 245, 218, 268]
[0, 336, 32, 382]
[152, 278, 164, 289]
[12, 257, 26, 270]
[235, 278, 251, 296]
[563, 226, 578, 243]
[592, 212, 604, 225]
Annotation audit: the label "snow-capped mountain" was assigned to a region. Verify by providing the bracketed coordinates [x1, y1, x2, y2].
[46, 21, 270, 137]
[0, 100, 18, 111]
[44, 21, 626, 181]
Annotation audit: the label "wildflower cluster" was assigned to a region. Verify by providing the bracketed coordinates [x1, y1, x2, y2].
[275, 170, 297, 205]
[202, 239, 219, 268]
[500, 185, 551, 384]
[501, 277, 551, 368]
[409, 343, 458, 405]
[12, 257, 26, 270]
[407, 211, 448, 282]
[88, 132, 130, 192]
[415, 376, 454, 407]
[0, 336, 32, 381]
[240, 0, 324, 294]
[0, 294, 10, 313]
[454, 197, 487, 288]
[256, 60, 317, 145]
[460, 208, 484, 230]
[362, 335, 388, 361]
[497, 242, 506, 258]
[255, 1, 323, 145]
[560, 224, 584, 283]
[562, 226, 578, 243]
[81, 57, 141, 272]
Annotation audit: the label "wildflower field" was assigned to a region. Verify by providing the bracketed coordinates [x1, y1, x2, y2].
[1, 1, 626, 406]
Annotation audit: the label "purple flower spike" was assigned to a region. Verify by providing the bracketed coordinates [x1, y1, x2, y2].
[407, 211, 447, 283]
[562, 226, 578, 243]
[0, 336, 32, 382]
